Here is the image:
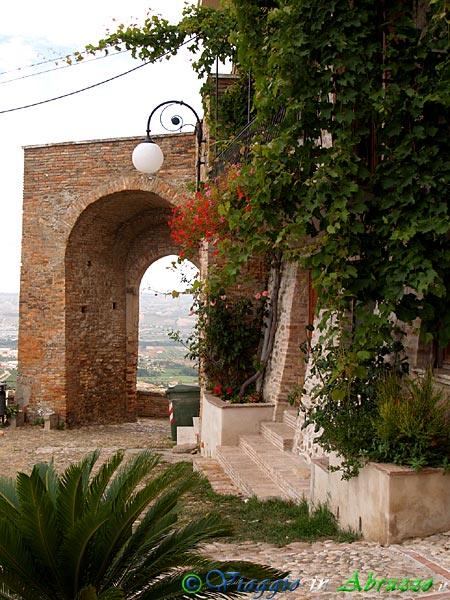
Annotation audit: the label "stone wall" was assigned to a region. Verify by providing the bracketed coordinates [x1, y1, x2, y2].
[136, 388, 169, 419]
[18, 133, 198, 425]
[263, 263, 312, 415]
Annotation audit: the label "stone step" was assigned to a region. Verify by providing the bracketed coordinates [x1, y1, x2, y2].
[311, 456, 329, 473]
[216, 445, 291, 500]
[260, 420, 295, 451]
[192, 457, 242, 496]
[240, 434, 311, 502]
[283, 408, 298, 430]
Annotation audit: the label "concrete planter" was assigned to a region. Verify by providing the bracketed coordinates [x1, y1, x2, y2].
[311, 458, 450, 545]
[200, 391, 275, 458]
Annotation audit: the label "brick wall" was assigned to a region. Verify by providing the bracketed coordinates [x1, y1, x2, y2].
[263, 263, 310, 411]
[18, 133, 198, 425]
[136, 389, 169, 419]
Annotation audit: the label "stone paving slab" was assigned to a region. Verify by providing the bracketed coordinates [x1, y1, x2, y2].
[1, 419, 450, 600]
[203, 538, 450, 599]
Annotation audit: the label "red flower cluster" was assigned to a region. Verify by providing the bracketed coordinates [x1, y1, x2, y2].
[169, 165, 251, 260]
[169, 182, 229, 259]
[212, 383, 234, 397]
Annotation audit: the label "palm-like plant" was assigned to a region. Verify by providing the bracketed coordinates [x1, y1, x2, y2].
[0, 450, 283, 600]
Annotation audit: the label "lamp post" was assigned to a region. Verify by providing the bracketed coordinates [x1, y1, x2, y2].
[132, 100, 204, 191]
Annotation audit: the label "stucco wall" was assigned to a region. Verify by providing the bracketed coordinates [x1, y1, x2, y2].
[200, 392, 275, 457]
[311, 460, 450, 545]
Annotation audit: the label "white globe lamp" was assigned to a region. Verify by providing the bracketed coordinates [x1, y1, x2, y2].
[132, 140, 164, 175]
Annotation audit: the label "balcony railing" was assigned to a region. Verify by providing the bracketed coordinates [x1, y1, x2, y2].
[211, 107, 286, 177]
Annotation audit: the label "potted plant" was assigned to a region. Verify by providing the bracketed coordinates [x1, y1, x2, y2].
[6, 402, 19, 427]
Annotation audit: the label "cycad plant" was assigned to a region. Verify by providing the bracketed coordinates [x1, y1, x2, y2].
[0, 450, 283, 600]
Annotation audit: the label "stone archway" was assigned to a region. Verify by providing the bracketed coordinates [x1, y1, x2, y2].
[18, 133, 197, 425]
[64, 190, 186, 425]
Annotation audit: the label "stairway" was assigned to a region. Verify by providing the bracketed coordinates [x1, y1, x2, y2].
[194, 408, 311, 501]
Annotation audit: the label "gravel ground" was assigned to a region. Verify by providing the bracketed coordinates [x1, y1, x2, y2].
[1, 418, 449, 600]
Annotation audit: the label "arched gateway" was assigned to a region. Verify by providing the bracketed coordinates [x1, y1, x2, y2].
[17, 133, 198, 425]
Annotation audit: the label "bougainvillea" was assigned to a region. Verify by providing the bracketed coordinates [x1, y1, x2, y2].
[169, 164, 251, 261]
[169, 183, 227, 260]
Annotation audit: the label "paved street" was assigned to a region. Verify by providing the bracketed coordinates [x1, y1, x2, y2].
[0, 419, 449, 599]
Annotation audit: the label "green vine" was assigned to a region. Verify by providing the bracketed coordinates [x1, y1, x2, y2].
[85, 1, 450, 466]
[205, 73, 253, 152]
[83, 4, 237, 78]
[221, 0, 450, 365]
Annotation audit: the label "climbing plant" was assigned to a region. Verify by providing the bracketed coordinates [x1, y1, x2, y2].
[82, 4, 241, 148]
[85, 1, 450, 460]
[228, 0, 450, 348]
[87, 0, 449, 352]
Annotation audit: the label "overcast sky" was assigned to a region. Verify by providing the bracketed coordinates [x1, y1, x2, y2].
[0, 0, 203, 294]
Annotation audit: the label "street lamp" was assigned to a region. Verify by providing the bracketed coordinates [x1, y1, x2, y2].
[132, 100, 204, 191]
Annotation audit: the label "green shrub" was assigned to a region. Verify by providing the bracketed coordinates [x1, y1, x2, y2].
[301, 347, 450, 478]
[373, 370, 450, 470]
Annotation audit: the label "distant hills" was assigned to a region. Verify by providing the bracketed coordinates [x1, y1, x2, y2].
[0, 293, 18, 316]
[0, 293, 18, 341]
[0, 292, 195, 344]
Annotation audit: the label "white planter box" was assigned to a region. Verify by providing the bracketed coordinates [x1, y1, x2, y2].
[311, 459, 450, 545]
[200, 391, 275, 458]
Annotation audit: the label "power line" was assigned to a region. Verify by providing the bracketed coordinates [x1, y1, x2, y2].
[0, 50, 125, 86]
[0, 36, 198, 115]
[0, 60, 151, 114]
[0, 48, 99, 77]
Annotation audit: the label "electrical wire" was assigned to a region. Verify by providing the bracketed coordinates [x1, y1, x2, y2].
[0, 48, 104, 77]
[0, 36, 198, 115]
[0, 60, 151, 114]
[0, 50, 125, 86]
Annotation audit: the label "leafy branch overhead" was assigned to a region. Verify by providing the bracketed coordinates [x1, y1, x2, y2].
[82, 4, 237, 79]
[85, 0, 449, 353]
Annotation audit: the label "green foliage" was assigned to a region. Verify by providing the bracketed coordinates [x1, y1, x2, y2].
[205, 74, 253, 152]
[0, 451, 283, 599]
[83, 4, 236, 79]
[186, 475, 359, 545]
[300, 339, 393, 479]
[226, 0, 450, 351]
[82, 3, 248, 145]
[5, 404, 18, 419]
[301, 359, 450, 478]
[171, 293, 267, 400]
[227, 497, 359, 544]
[373, 370, 450, 468]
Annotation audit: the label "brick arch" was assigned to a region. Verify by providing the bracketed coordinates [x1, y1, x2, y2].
[126, 229, 200, 289]
[18, 133, 197, 425]
[64, 187, 200, 425]
[73, 176, 188, 226]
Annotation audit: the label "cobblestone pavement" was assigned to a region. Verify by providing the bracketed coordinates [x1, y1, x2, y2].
[1, 419, 449, 600]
